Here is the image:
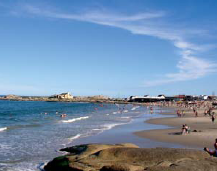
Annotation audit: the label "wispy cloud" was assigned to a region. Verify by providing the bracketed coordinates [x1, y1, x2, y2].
[20, 5, 217, 87]
[23, 5, 165, 22]
[144, 56, 217, 87]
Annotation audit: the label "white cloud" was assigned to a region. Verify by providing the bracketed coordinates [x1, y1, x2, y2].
[21, 5, 217, 87]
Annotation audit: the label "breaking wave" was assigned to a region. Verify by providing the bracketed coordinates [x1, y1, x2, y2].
[62, 116, 89, 123]
[0, 127, 7, 132]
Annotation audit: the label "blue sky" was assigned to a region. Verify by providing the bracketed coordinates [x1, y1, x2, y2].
[0, 0, 217, 97]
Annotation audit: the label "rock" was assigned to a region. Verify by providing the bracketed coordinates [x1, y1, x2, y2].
[44, 143, 217, 171]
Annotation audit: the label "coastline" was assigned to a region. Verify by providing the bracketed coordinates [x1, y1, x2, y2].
[135, 108, 217, 149]
[69, 107, 187, 149]
[44, 105, 217, 170]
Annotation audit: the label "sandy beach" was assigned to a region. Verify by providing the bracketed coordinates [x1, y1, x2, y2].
[135, 107, 217, 149]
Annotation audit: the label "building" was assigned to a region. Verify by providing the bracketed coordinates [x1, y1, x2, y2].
[129, 95, 166, 102]
[49, 92, 73, 99]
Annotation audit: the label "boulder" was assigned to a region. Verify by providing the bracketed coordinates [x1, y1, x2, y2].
[44, 143, 217, 171]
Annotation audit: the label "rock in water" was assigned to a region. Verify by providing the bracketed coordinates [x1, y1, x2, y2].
[44, 143, 217, 171]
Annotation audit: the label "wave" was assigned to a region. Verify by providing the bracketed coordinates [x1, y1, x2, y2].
[103, 123, 126, 130]
[62, 116, 89, 123]
[120, 117, 130, 119]
[112, 111, 121, 114]
[92, 128, 101, 131]
[68, 134, 81, 141]
[131, 106, 140, 111]
[0, 127, 7, 132]
[123, 110, 128, 113]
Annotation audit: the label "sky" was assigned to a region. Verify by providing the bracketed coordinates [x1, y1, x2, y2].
[0, 0, 217, 97]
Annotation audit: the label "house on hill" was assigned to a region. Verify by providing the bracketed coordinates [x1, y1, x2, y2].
[49, 92, 73, 99]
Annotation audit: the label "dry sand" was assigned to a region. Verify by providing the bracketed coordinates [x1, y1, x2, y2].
[135, 108, 217, 149]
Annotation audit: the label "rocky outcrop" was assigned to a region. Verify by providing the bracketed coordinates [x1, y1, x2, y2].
[44, 143, 217, 171]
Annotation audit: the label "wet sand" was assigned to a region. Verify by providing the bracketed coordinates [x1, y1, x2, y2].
[70, 111, 186, 149]
[135, 108, 217, 149]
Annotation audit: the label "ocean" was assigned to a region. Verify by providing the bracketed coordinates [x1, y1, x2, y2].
[0, 100, 167, 171]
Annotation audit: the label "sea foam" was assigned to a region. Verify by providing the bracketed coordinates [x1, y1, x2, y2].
[68, 134, 81, 141]
[0, 127, 7, 132]
[62, 116, 89, 123]
[131, 106, 140, 111]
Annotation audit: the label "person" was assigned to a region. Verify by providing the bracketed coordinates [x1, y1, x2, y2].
[181, 124, 190, 134]
[181, 125, 186, 134]
[177, 110, 181, 117]
[204, 138, 217, 157]
[211, 113, 215, 123]
[195, 111, 198, 117]
[150, 107, 153, 114]
[181, 110, 185, 117]
[60, 114, 67, 118]
[185, 124, 190, 134]
[204, 110, 208, 116]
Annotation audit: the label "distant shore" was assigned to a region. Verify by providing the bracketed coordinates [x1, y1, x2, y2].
[0, 96, 130, 104]
[135, 107, 217, 149]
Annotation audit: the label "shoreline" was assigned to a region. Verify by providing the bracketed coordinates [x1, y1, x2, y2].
[135, 108, 217, 149]
[43, 104, 217, 170]
[69, 107, 187, 149]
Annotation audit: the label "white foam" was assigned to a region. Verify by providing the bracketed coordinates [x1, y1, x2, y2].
[123, 110, 128, 113]
[62, 116, 89, 123]
[112, 112, 117, 114]
[106, 114, 109, 116]
[68, 134, 81, 141]
[131, 106, 140, 111]
[90, 123, 125, 136]
[103, 123, 124, 130]
[0, 127, 7, 132]
[92, 128, 101, 131]
[120, 117, 130, 119]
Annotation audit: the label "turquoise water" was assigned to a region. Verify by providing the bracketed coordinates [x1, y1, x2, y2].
[0, 100, 149, 171]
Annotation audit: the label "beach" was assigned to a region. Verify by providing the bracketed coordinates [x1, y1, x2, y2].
[43, 103, 217, 171]
[135, 107, 217, 149]
[1, 100, 217, 170]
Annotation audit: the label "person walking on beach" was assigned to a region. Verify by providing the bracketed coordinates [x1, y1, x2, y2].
[150, 107, 153, 114]
[177, 110, 180, 117]
[211, 113, 216, 123]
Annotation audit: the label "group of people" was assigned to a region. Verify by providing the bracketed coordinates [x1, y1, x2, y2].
[176, 110, 185, 117]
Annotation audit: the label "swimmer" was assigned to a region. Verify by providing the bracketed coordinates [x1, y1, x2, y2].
[60, 114, 67, 118]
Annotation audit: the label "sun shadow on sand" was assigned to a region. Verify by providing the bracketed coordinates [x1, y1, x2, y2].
[169, 130, 202, 135]
[169, 132, 182, 135]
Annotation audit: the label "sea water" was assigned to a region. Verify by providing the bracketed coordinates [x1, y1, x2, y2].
[0, 100, 163, 171]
